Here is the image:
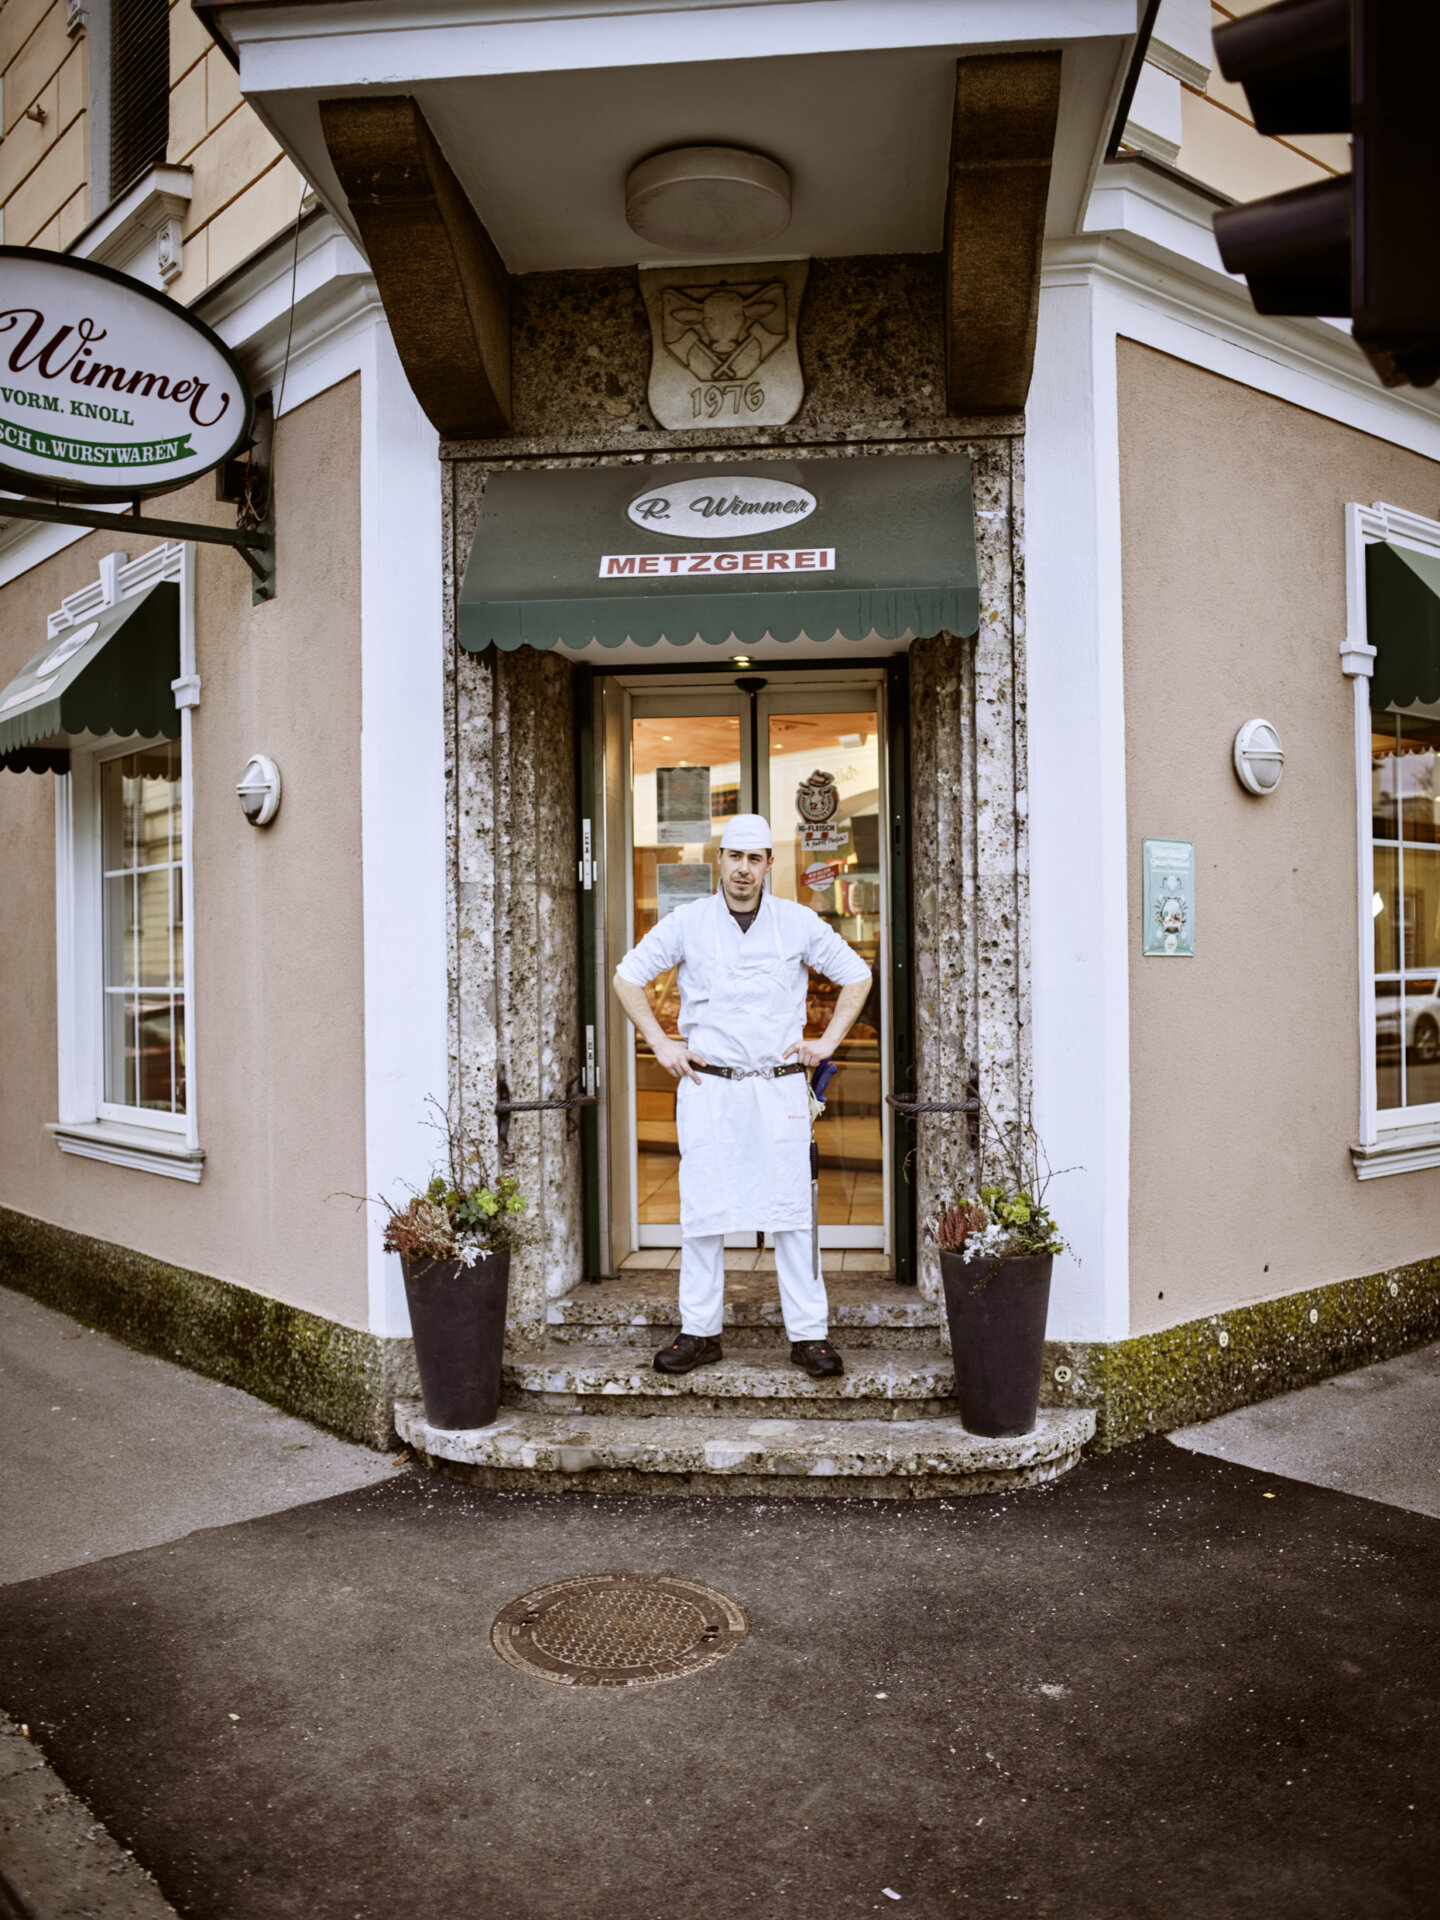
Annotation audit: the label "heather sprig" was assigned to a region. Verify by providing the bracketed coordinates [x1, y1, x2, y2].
[925, 1094, 1070, 1264]
[376, 1098, 528, 1272]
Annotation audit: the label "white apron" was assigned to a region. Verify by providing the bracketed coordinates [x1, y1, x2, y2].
[674, 896, 813, 1237]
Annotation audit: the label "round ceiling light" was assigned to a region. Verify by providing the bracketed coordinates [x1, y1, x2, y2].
[625, 146, 792, 253]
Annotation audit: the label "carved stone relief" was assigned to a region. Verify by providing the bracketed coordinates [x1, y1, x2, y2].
[638, 259, 808, 428]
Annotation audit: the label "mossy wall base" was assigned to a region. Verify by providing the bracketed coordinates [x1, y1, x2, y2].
[3, 1202, 1434, 1458]
[1041, 1255, 1440, 1448]
[0, 1206, 415, 1450]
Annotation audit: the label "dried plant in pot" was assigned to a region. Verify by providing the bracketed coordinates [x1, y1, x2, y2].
[927, 1104, 1067, 1439]
[379, 1104, 528, 1431]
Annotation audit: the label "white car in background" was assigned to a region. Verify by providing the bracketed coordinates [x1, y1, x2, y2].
[1375, 979, 1440, 1062]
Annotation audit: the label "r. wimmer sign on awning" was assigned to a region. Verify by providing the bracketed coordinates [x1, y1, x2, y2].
[458, 452, 979, 654]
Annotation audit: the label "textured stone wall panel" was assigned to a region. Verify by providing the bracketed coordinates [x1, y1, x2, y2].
[908, 438, 1027, 1302]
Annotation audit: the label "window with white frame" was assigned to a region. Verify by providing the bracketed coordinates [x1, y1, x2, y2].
[1348, 501, 1440, 1174]
[1370, 710, 1440, 1116]
[47, 543, 202, 1180]
[99, 739, 186, 1118]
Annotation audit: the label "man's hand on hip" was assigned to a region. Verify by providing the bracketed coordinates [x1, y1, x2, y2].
[654, 1037, 708, 1084]
[783, 1038, 832, 1071]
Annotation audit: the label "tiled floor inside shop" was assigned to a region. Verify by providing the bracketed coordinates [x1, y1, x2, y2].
[617, 1247, 893, 1273]
[636, 1153, 884, 1225]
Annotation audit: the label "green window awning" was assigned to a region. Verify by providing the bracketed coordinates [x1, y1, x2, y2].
[458, 452, 979, 654]
[0, 580, 180, 773]
[1367, 541, 1440, 710]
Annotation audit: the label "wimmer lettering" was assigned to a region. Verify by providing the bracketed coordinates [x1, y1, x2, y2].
[632, 493, 809, 522]
[0, 309, 232, 432]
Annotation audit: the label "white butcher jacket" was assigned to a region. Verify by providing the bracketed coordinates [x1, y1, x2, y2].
[616, 890, 870, 1237]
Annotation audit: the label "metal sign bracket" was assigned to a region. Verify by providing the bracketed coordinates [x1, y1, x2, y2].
[0, 392, 277, 601]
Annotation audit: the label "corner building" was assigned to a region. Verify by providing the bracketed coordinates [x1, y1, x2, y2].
[0, 0, 1436, 1488]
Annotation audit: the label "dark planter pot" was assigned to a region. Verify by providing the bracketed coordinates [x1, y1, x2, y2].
[939, 1249, 1054, 1438]
[402, 1248, 510, 1430]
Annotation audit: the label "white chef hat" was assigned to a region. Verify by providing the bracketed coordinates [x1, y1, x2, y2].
[720, 813, 772, 851]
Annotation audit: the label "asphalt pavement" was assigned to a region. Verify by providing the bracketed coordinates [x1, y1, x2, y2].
[0, 1284, 1436, 1920]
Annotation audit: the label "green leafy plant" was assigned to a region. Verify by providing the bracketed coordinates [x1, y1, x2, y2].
[926, 1095, 1068, 1264]
[928, 1183, 1063, 1262]
[377, 1098, 527, 1273]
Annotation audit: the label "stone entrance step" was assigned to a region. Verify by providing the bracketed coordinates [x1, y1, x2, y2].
[547, 1271, 942, 1351]
[504, 1343, 956, 1421]
[394, 1400, 1095, 1499]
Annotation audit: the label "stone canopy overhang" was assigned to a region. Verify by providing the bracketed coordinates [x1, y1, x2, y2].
[192, 1, 1149, 429]
[459, 452, 979, 656]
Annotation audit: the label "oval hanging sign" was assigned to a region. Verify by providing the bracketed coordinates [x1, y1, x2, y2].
[627, 472, 816, 540]
[0, 247, 254, 502]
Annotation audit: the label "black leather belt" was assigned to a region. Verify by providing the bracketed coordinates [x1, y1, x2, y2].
[694, 1062, 806, 1082]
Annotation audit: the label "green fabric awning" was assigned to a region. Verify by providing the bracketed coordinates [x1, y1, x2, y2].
[0, 580, 180, 771]
[458, 453, 979, 653]
[1367, 541, 1440, 710]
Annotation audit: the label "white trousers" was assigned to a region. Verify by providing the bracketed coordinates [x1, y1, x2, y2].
[678, 1230, 829, 1343]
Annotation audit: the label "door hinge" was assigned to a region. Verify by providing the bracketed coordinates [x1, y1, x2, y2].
[585, 1024, 596, 1097]
[579, 817, 594, 890]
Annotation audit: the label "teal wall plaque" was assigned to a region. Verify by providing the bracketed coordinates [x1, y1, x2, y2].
[1142, 839, 1195, 956]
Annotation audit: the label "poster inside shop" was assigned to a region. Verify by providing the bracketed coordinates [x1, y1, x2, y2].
[656, 765, 712, 844]
[795, 767, 848, 855]
[655, 861, 713, 920]
[1141, 838, 1195, 956]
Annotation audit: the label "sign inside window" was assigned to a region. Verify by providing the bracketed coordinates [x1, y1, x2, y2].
[655, 862, 713, 919]
[656, 765, 712, 844]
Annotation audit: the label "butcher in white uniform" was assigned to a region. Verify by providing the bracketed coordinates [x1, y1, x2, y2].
[613, 813, 873, 1378]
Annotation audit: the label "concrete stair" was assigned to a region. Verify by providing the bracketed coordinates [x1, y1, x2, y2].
[503, 1343, 957, 1421]
[547, 1266, 941, 1351]
[392, 1402, 1095, 1500]
[397, 1265, 1096, 1498]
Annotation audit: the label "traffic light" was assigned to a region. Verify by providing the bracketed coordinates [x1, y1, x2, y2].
[1212, 0, 1440, 389]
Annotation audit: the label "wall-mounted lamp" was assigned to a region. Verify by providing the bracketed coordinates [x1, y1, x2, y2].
[237, 754, 282, 826]
[1233, 718, 1284, 796]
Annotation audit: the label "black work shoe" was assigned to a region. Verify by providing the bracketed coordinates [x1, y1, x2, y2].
[790, 1339, 844, 1379]
[653, 1333, 724, 1375]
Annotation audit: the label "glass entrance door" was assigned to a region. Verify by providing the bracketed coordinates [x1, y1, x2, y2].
[611, 673, 889, 1258]
[759, 691, 887, 1249]
[628, 693, 749, 1243]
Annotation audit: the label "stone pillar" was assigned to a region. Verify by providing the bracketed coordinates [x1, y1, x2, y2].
[908, 437, 1028, 1301]
[453, 643, 584, 1353]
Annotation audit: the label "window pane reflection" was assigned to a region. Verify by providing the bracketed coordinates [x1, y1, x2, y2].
[1399, 714, 1440, 843]
[1373, 845, 1400, 976]
[100, 743, 185, 1115]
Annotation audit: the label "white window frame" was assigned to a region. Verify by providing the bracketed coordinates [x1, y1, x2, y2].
[48, 543, 204, 1181]
[1346, 499, 1440, 1178]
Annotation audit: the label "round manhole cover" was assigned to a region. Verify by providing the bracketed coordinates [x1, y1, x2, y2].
[490, 1573, 748, 1688]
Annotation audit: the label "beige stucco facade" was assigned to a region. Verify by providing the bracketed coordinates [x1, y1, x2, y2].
[1119, 339, 1440, 1336]
[1, 0, 301, 299]
[0, 374, 368, 1327]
